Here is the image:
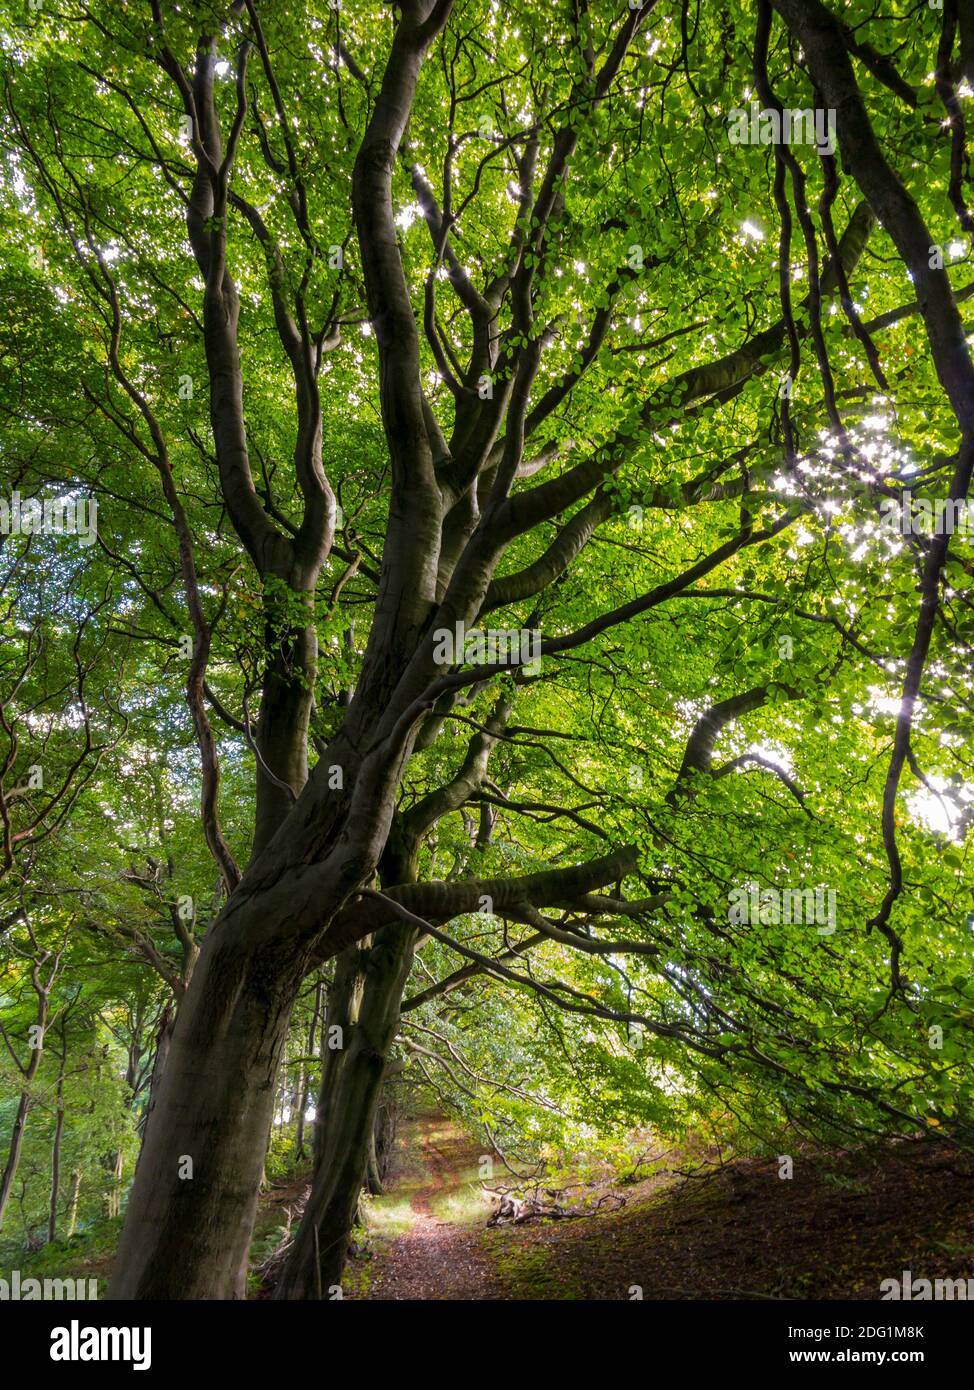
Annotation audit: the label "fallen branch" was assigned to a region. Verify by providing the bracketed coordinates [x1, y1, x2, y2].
[484, 1187, 626, 1226]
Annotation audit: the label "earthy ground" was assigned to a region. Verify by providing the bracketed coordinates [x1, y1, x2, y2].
[365, 1118, 497, 1299]
[11, 1113, 973, 1301]
[345, 1114, 974, 1301]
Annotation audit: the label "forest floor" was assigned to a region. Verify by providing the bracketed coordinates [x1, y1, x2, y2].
[337, 1113, 974, 1300]
[8, 1113, 973, 1300]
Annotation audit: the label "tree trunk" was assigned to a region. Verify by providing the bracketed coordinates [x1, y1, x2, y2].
[252, 616, 317, 858]
[365, 1089, 399, 1195]
[312, 943, 368, 1168]
[106, 1149, 124, 1220]
[107, 929, 309, 1298]
[294, 978, 323, 1160]
[365, 1120, 383, 1197]
[66, 1167, 83, 1237]
[48, 1051, 67, 1244]
[142, 1003, 174, 1133]
[0, 1088, 34, 1230]
[0, 994, 48, 1229]
[275, 925, 415, 1299]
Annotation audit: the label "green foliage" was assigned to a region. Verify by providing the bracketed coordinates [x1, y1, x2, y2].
[0, 0, 972, 1266]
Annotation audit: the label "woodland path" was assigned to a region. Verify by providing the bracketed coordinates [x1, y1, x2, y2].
[364, 1115, 501, 1300]
[352, 1116, 974, 1302]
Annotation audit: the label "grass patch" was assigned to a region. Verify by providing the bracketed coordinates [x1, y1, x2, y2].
[428, 1161, 489, 1226]
[489, 1235, 581, 1300]
[0, 1218, 121, 1292]
[362, 1193, 417, 1240]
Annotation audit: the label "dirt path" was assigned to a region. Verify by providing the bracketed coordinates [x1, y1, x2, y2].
[366, 1116, 501, 1300]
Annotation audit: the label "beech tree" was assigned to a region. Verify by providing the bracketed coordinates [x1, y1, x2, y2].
[1, 0, 973, 1300]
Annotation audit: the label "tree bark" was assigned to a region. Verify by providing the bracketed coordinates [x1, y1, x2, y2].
[107, 929, 309, 1298]
[0, 1088, 35, 1230]
[294, 978, 323, 1160]
[141, 1002, 174, 1134]
[47, 1052, 66, 1245]
[106, 1149, 124, 1221]
[66, 1167, 82, 1238]
[364, 1115, 384, 1197]
[252, 607, 318, 858]
[275, 925, 416, 1298]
